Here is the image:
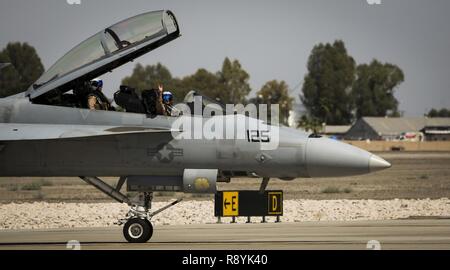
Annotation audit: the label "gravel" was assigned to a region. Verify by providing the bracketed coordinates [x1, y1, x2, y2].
[1, 198, 450, 230]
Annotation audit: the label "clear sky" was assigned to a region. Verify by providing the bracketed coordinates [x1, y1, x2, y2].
[1, 0, 449, 116]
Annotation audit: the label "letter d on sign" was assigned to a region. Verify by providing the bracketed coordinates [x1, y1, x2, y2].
[272, 196, 277, 211]
[268, 191, 282, 215]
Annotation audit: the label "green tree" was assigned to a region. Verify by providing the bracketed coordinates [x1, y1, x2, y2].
[217, 57, 251, 104]
[427, 108, 439, 117]
[177, 68, 221, 100]
[438, 108, 450, 117]
[297, 115, 323, 133]
[427, 108, 450, 117]
[121, 62, 186, 101]
[121, 58, 251, 105]
[0, 42, 44, 97]
[122, 58, 251, 104]
[256, 80, 294, 125]
[352, 60, 404, 118]
[122, 62, 172, 90]
[301, 40, 356, 125]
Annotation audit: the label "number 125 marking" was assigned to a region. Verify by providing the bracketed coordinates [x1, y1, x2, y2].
[247, 130, 270, 143]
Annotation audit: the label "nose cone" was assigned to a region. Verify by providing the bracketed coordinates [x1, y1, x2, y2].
[305, 137, 391, 177]
[369, 154, 391, 172]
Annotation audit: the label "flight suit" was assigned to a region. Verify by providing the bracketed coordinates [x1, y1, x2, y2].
[87, 92, 111, 110]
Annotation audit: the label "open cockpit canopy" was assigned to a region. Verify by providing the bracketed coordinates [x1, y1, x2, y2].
[27, 10, 179, 101]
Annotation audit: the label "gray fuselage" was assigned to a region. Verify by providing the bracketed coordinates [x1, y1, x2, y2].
[0, 97, 390, 179]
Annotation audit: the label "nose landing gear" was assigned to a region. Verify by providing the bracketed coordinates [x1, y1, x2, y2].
[117, 192, 183, 243]
[80, 177, 182, 243]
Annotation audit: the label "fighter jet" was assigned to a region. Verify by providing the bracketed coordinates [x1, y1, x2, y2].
[0, 10, 391, 243]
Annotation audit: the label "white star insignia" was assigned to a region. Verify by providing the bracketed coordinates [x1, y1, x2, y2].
[158, 145, 172, 160]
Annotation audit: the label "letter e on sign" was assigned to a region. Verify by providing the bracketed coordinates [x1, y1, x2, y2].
[223, 191, 239, 216]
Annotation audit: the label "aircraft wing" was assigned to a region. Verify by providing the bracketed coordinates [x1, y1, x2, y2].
[0, 123, 176, 141]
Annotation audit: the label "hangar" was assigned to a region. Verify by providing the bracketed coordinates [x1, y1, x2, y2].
[345, 117, 450, 141]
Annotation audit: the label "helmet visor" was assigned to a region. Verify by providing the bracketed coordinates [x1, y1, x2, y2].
[92, 79, 103, 88]
[162, 92, 173, 103]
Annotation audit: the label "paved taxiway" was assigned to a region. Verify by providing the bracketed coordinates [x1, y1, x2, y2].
[0, 219, 449, 250]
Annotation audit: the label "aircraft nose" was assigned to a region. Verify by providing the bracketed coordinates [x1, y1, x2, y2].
[369, 154, 391, 172]
[305, 137, 391, 177]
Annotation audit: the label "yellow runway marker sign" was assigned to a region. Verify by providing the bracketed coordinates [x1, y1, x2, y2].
[214, 190, 283, 217]
[268, 191, 283, 215]
[223, 191, 239, 216]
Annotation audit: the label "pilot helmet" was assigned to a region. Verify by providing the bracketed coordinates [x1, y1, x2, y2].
[162, 91, 173, 103]
[90, 78, 103, 91]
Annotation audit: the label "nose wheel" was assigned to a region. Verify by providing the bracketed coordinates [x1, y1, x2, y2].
[78, 177, 182, 243]
[123, 218, 153, 243]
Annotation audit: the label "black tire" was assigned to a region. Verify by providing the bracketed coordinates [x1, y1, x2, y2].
[123, 218, 153, 243]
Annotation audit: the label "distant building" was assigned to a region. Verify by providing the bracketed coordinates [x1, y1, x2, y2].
[421, 125, 450, 141]
[345, 117, 450, 141]
[320, 125, 351, 140]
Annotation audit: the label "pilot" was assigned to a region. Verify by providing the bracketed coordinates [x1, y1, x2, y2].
[156, 84, 175, 116]
[162, 91, 174, 115]
[86, 78, 113, 111]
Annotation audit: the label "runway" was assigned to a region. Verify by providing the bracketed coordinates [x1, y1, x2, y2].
[0, 219, 449, 250]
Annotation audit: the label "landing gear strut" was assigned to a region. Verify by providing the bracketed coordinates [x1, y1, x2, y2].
[80, 177, 182, 243]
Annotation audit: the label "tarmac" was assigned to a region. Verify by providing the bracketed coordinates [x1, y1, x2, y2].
[0, 219, 449, 250]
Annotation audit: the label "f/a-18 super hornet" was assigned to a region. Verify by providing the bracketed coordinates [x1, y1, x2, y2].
[0, 10, 391, 242]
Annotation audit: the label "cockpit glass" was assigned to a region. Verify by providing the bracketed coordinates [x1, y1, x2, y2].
[34, 32, 106, 86]
[33, 10, 170, 87]
[108, 11, 165, 45]
[102, 31, 120, 53]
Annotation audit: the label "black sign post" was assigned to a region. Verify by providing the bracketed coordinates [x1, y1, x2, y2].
[214, 190, 283, 218]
